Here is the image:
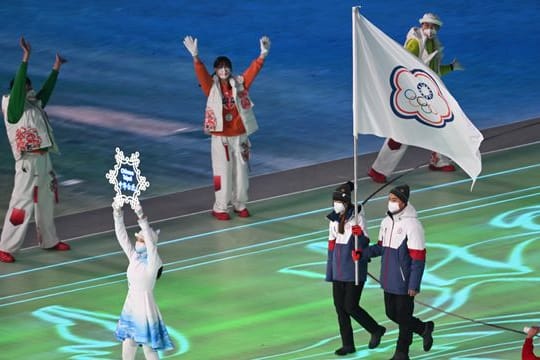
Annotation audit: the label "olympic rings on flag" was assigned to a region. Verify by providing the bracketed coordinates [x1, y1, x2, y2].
[403, 84, 438, 115]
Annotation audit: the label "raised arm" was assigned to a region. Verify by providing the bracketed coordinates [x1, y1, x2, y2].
[134, 204, 162, 272]
[37, 53, 67, 107]
[242, 36, 270, 89]
[183, 35, 213, 95]
[7, 37, 31, 124]
[112, 200, 134, 259]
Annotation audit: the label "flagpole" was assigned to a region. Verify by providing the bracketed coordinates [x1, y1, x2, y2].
[353, 135, 359, 286]
[352, 6, 360, 286]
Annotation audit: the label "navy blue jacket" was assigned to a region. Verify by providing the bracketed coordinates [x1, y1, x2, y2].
[325, 206, 370, 283]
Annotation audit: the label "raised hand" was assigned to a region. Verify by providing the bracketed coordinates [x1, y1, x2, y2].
[112, 198, 123, 215]
[54, 53, 67, 71]
[183, 36, 198, 57]
[20, 37, 31, 62]
[259, 36, 271, 58]
[134, 203, 145, 219]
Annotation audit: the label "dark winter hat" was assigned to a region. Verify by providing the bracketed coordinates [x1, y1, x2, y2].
[332, 181, 354, 204]
[213, 56, 233, 70]
[390, 184, 410, 204]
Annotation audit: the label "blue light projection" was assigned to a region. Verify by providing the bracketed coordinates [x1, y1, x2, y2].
[273, 205, 540, 359]
[32, 305, 189, 359]
[490, 205, 540, 231]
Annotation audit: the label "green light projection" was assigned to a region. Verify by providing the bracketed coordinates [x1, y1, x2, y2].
[32, 305, 189, 359]
[272, 205, 540, 359]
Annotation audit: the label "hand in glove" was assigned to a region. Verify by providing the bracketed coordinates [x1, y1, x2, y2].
[112, 198, 123, 215]
[259, 36, 271, 58]
[328, 239, 336, 251]
[351, 224, 363, 236]
[451, 58, 464, 71]
[183, 35, 198, 57]
[134, 203, 145, 219]
[351, 249, 362, 262]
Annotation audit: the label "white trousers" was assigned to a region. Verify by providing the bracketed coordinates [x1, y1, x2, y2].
[372, 138, 452, 177]
[0, 152, 59, 253]
[211, 134, 250, 213]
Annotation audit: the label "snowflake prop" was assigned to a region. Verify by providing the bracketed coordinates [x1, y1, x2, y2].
[105, 147, 150, 209]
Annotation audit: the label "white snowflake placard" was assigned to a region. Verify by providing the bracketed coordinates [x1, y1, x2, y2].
[105, 147, 150, 209]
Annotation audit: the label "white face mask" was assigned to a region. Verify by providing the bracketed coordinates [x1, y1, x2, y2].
[333, 201, 346, 214]
[216, 67, 231, 80]
[423, 28, 437, 39]
[135, 242, 146, 254]
[26, 89, 37, 101]
[387, 201, 401, 214]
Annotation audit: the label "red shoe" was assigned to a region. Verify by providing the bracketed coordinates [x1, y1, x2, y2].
[50, 241, 71, 251]
[0, 250, 15, 263]
[211, 211, 231, 221]
[368, 168, 387, 183]
[429, 164, 456, 172]
[234, 208, 250, 218]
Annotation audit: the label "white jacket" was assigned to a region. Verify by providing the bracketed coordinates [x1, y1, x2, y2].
[204, 75, 258, 136]
[2, 94, 57, 160]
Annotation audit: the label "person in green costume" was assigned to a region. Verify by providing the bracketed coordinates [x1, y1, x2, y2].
[0, 37, 69, 263]
[368, 13, 464, 184]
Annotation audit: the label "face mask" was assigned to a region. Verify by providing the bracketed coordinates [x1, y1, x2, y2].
[387, 201, 401, 214]
[216, 67, 231, 80]
[333, 201, 346, 214]
[26, 89, 37, 101]
[135, 242, 146, 254]
[423, 28, 437, 39]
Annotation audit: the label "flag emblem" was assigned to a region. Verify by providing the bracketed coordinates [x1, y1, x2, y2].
[390, 66, 454, 128]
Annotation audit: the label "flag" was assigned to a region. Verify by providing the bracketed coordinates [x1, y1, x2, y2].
[352, 7, 483, 183]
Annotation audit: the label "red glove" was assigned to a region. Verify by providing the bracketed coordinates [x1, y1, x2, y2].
[352, 225, 363, 236]
[328, 239, 336, 251]
[351, 249, 362, 261]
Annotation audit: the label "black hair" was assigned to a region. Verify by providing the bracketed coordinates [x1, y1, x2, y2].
[9, 77, 32, 90]
[156, 266, 163, 280]
[213, 56, 232, 70]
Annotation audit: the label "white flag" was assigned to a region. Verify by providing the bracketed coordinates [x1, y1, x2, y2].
[352, 7, 483, 183]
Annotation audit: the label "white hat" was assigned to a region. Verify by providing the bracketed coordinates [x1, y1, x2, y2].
[419, 13, 443, 27]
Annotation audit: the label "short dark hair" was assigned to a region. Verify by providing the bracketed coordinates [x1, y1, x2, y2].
[213, 56, 232, 70]
[9, 77, 31, 90]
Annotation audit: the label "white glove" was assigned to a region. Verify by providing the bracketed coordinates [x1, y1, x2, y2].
[112, 198, 123, 215]
[134, 203, 144, 219]
[183, 36, 198, 57]
[451, 58, 464, 71]
[259, 36, 271, 58]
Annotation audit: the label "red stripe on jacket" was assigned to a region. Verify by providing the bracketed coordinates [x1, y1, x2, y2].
[409, 248, 426, 261]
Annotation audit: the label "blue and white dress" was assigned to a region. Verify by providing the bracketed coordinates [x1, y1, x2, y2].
[113, 212, 174, 351]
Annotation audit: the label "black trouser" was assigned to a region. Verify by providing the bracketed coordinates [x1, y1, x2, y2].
[333, 281, 380, 347]
[384, 291, 426, 354]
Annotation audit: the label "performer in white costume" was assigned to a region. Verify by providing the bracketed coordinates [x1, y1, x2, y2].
[112, 200, 173, 359]
[183, 35, 270, 220]
[0, 37, 70, 263]
[368, 13, 463, 183]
